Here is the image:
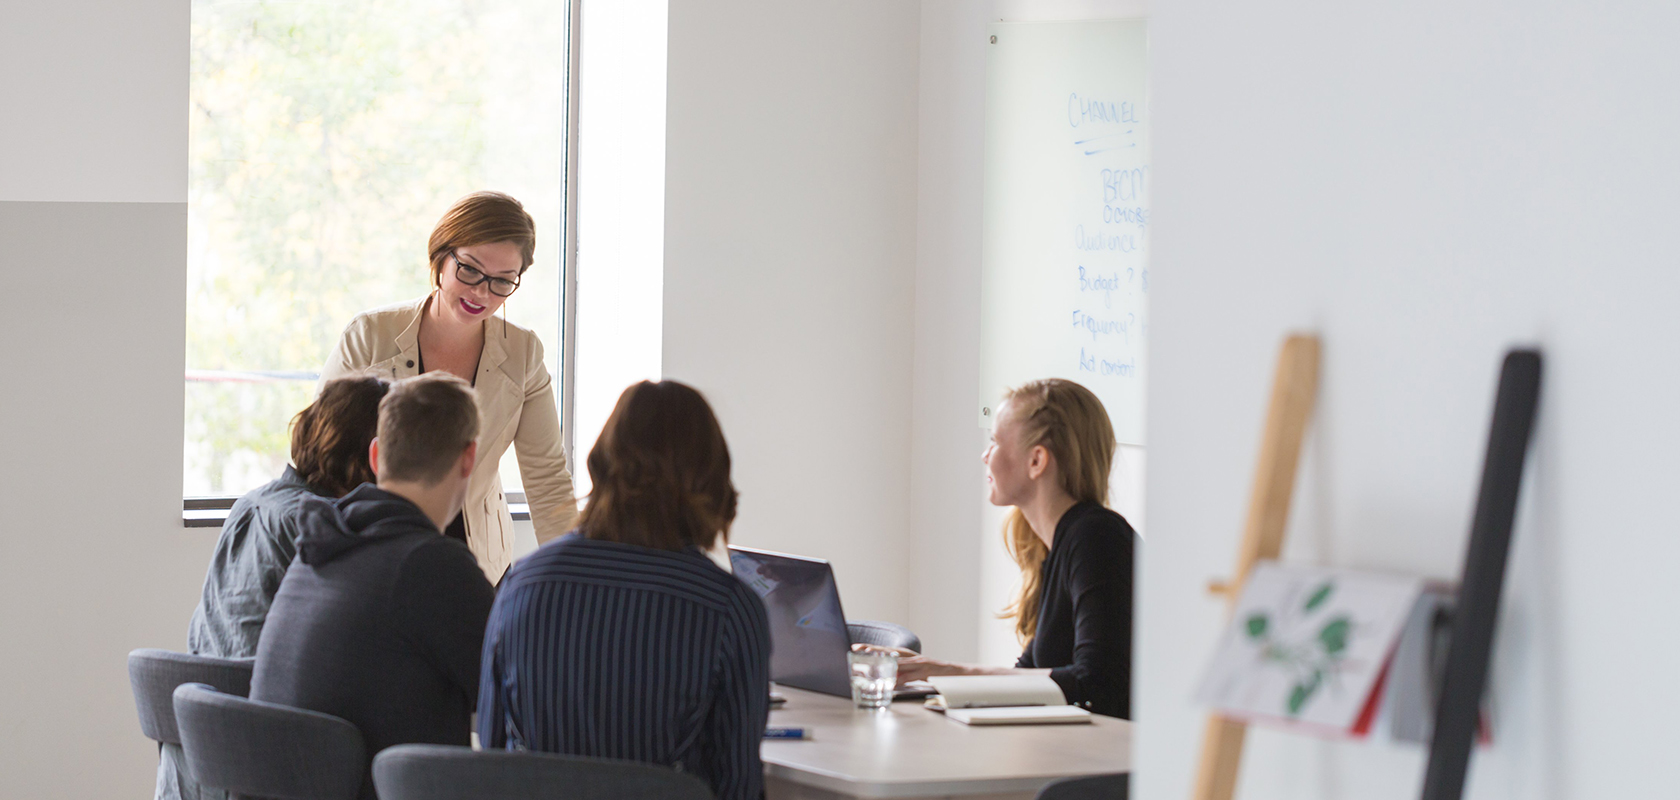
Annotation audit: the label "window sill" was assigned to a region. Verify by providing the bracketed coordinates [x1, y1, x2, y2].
[182, 495, 532, 528]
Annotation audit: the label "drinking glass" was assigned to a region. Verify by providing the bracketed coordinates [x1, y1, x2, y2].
[848, 648, 899, 709]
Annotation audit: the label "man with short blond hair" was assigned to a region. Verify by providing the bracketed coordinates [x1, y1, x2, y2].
[251, 373, 494, 800]
[373, 371, 482, 487]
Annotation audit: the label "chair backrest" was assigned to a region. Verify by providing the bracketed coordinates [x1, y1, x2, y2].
[173, 682, 367, 800]
[1035, 773, 1129, 800]
[847, 619, 922, 653]
[128, 648, 254, 744]
[373, 744, 714, 800]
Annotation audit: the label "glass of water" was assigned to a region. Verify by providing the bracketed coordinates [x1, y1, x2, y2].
[848, 648, 899, 709]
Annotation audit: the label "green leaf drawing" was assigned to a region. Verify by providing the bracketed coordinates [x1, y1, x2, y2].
[1304, 582, 1334, 612]
[1319, 617, 1351, 655]
[1287, 669, 1323, 716]
[1245, 613, 1269, 639]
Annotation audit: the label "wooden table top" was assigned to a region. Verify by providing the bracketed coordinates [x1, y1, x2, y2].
[760, 686, 1132, 798]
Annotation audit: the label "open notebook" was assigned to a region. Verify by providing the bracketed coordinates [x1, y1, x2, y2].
[926, 675, 1093, 726]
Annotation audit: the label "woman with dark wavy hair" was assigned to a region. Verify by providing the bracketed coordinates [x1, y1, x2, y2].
[159, 377, 390, 800]
[188, 374, 391, 657]
[478, 381, 770, 800]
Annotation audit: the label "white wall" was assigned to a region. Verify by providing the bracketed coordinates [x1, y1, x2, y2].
[908, 0, 988, 662]
[0, 0, 188, 202]
[0, 203, 209, 800]
[0, 2, 210, 799]
[1137, 1, 1680, 799]
[661, 0, 921, 625]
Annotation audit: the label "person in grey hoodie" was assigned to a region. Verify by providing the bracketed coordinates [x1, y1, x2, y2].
[250, 373, 495, 800]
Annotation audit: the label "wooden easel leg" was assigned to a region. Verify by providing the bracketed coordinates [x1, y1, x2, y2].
[1191, 717, 1247, 800]
[1189, 334, 1321, 800]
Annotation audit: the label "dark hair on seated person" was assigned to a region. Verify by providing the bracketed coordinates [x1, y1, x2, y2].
[290, 376, 391, 497]
[580, 380, 738, 552]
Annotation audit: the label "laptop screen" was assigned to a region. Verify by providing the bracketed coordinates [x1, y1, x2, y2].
[727, 545, 853, 697]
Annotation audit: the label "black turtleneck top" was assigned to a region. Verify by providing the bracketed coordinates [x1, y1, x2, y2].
[1014, 500, 1138, 718]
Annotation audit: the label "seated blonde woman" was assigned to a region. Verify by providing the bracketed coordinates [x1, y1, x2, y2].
[879, 378, 1138, 718]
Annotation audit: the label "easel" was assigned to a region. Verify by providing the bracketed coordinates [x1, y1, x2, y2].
[1188, 341, 1542, 800]
[1191, 334, 1322, 800]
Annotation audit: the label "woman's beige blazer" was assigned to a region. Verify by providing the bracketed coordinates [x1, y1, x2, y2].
[321, 295, 579, 581]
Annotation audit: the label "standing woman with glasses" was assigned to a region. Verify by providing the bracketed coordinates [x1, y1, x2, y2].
[320, 191, 578, 584]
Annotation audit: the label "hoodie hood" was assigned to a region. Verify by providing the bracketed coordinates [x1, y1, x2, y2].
[296, 484, 439, 566]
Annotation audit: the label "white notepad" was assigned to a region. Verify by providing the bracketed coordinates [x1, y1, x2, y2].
[926, 675, 1092, 725]
[945, 705, 1093, 726]
[928, 674, 1067, 708]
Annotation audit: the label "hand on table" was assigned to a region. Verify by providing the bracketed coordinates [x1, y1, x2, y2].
[850, 643, 968, 686]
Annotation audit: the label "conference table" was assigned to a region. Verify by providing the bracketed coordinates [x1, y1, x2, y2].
[760, 686, 1132, 799]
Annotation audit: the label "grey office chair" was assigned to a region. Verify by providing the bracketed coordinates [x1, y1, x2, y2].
[847, 619, 922, 653]
[373, 743, 715, 800]
[129, 649, 256, 745]
[173, 682, 367, 800]
[1036, 773, 1128, 800]
[128, 649, 254, 800]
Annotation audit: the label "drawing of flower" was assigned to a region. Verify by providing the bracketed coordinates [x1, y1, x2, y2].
[1243, 579, 1358, 717]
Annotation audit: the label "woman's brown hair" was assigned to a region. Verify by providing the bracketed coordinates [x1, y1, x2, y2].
[291, 376, 391, 496]
[579, 381, 738, 552]
[426, 191, 537, 289]
[998, 379, 1116, 642]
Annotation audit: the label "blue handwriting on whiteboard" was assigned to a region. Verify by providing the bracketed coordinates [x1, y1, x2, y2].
[1075, 225, 1142, 253]
[1071, 309, 1129, 341]
[1102, 167, 1146, 202]
[1068, 94, 1141, 128]
[1100, 168, 1148, 228]
[1074, 133, 1132, 146]
[1103, 207, 1148, 229]
[1076, 132, 1137, 156]
[1078, 348, 1137, 378]
[1078, 266, 1121, 309]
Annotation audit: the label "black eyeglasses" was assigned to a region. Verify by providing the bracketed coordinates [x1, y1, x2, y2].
[453, 252, 521, 297]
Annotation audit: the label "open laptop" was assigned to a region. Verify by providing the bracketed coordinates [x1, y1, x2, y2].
[728, 545, 932, 700]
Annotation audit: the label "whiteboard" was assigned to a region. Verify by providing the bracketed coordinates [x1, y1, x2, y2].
[980, 20, 1149, 445]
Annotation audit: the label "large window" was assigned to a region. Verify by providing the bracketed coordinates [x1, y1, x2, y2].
[569, 0, 666, 497]
[185, 0, 569, 499]
[186, 0, 666, 511]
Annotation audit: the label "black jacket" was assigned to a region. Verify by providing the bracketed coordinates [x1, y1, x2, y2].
[251, 484, 494, 798]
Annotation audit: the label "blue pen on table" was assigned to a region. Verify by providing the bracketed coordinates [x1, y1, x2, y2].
[764, 727, 811, 740]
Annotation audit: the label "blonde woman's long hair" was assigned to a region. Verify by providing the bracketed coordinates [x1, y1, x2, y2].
[997, 379, 1117, 642]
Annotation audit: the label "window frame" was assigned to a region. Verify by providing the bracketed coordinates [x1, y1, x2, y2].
[182, 0, 585, 527]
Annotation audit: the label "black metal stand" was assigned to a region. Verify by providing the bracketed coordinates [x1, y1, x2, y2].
[1419, 350, 1542, 800]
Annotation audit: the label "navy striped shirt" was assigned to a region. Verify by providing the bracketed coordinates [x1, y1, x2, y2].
[478, 534, 771, 800]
